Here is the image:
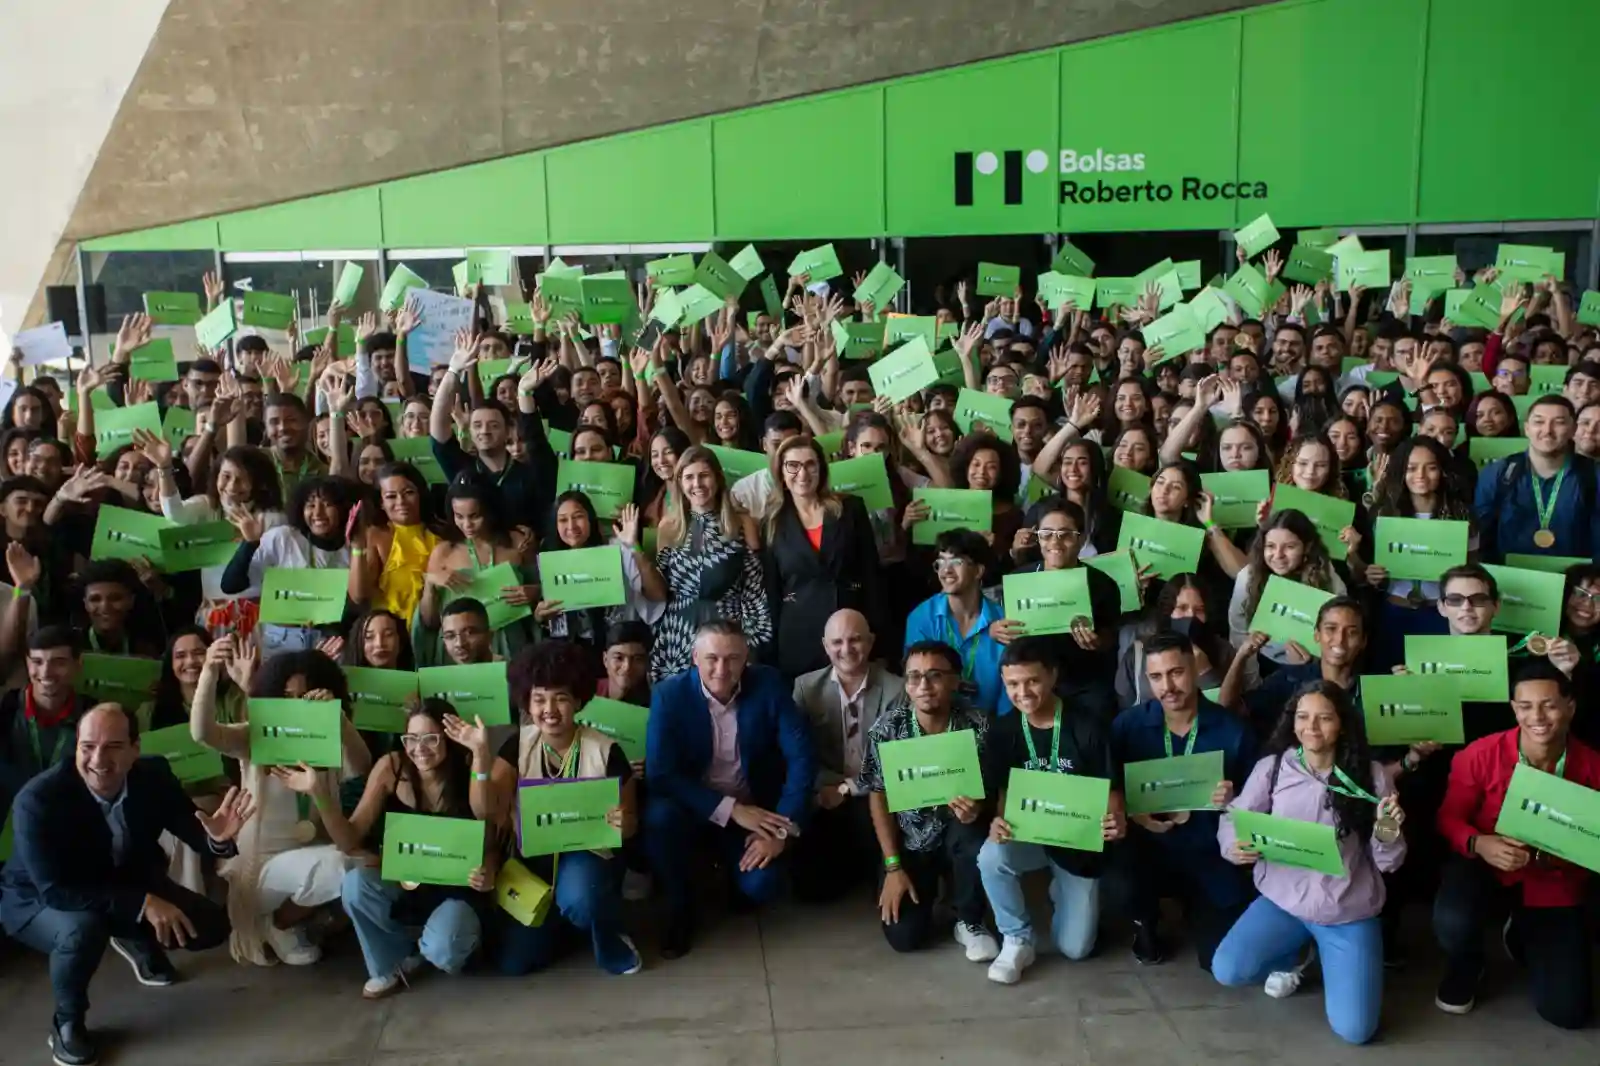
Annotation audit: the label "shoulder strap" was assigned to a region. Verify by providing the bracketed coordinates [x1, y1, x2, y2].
[1265, 752, 1285, 814]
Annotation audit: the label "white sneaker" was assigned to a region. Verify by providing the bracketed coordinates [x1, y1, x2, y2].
[1264, 943, 1316, 999]
[622, 869, 653, 902]
[617, 934, 644, 975]
[361, 972, 405, 1000]
[263, 920, 321, 966]
[953, 921, 1000, 963]
[986, 936, 1036, 984]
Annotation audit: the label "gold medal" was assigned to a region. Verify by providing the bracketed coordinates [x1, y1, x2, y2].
[1168, 810, 1192, 826]
[292, 819, 317, 845]
[1373, 815, 1402, 845]
[1533, 529, 1556, 549]
[1527, 634, 1550, 657]
[1070, 616, 1091, 630]
[1361, 491, 1376, 508]
[400, 881, 421, 891]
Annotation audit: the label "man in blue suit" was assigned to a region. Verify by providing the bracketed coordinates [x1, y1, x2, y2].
[2, 704, 256, 1066]
[645, 619, 816, 959]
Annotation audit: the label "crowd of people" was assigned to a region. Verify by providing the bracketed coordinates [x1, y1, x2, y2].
[0, 237, 1597, 1065]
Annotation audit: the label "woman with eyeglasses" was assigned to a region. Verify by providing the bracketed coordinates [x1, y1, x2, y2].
[1545, 563, 1600, 750]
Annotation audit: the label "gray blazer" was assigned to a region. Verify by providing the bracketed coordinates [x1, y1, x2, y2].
[791, 663, 906, 789]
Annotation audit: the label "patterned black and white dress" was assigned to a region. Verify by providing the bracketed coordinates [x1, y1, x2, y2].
[649, 511, 773, 680]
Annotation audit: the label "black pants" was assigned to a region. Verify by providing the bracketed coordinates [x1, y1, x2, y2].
[1105, 830, 1250, 972]
[1432, 855, 1593, 1030]
[880, 818, 988, 954]
[790, 795, 878, 904]
[7, 878, 228, 1021]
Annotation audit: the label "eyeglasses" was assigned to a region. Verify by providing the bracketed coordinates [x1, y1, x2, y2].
[1496, 368, 1529, 380]
[401, 733, 442, 750]
[1569, 586, 1600, 604]
[1441, 593, 1494, 609]
[932, 558, 973, 573]
[985, 374, 1016, 386]
[905, 670, 950, 687]
[781, 460, 820, 475]
[1035, 529, 1083, 543]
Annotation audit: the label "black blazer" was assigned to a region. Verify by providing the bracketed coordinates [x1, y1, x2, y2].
[0, 756, 235, 932]
[765, 495, 883, 678]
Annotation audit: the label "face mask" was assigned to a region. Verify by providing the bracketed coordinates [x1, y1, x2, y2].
[1169, 616, 1205, 640]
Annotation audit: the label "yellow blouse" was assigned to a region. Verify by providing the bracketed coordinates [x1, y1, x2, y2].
[375, 523, 440, 627]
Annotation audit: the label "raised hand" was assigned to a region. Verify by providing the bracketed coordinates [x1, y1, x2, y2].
[115, 313, 154, 359]
[395, 301, 424, 336]
[6, 542, 41, 590]
[1262, 248, 1283, 283]
[130, 427, 173, 470]
[196, 786, 258, 841]
[203, 271, 226, 308]
[224, 503, 266, 543]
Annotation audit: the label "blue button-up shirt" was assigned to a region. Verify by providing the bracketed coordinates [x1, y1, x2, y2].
[1474, 451, 1600, 562]
[91, 785, 130, 867]
[904, 591, 1012, 716]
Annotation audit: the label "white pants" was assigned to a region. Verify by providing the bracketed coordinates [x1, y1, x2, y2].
[257, 844, 353, 913]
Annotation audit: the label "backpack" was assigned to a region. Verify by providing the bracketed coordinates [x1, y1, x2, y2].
[1484, 451, 1596, 558]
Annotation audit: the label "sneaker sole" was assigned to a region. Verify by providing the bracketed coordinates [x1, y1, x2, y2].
[1434, 996, 1475, 1015]
[48, 1036, 98, 1066]
[109, 939, 175, 988]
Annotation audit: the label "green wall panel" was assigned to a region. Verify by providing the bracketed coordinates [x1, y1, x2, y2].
[1418, 0, 1600, 221]
[1059, 19, 1241, 233]
[217, 189, 383, 251]
[380, 154, 548, 248]
[1239, 0, 1425, 227]
[82, 217, 220, 252]
[545, 121, 714, 244]
[714, 88, 884, 239]
[886, 54, 1060, 237]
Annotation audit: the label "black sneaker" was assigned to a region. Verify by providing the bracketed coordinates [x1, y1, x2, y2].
[110, 937, 177, 987]
[1382, 935, 1408, 971]
[1131, 921, 1167, 966]
[1434, 966, 1480, 1015]
[49, 1016, 98, 1066]
[1502, 913, 1526, 965]
[660, 915, 693, 961]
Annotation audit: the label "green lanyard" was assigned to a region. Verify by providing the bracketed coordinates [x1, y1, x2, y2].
[88, 630, 127, 654]
[466, 539, 493, 571]
[1518, 740, 1566, 779]
[1022, 708, 1063, 772]
[941, 610, 982, 682]
[1297, 746, 1379, 804]
[26, 719, 64, 769]
[1530, 461, 1569, 536]
[1164, 720, 1198, 758]
[542, 739, 580, 779]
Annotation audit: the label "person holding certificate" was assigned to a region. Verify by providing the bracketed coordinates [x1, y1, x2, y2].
[1432, 662, 1598, 1029]
[1213, 682, 1406, 1045]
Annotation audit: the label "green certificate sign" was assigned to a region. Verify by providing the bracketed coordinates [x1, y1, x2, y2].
[1116, 513, 1204, 581]
[1372, 517, 1468, 582]
[1483, 564, 1564, 637]
[77, 653, 161, 709]
[1248, 575, 1334, 653]
[910, 487, 993, 545]
[1269, 483, 1355, 561]
[554, 459, 634, 520]
[158, 521, 240, 572]
[1124, 750, 1224, 816]
[537, 546, 627, 611]
[141, 724, 226, 784]
[1360, 674, 1464, 745]
[1002, 567, 1091, 636]
[575, 698, 650, 763]
[1229, 809, 1344, 876]
[381, 813, 485, 887]
[1199, 469, 1270, 530]
[259, 568, 350, 626]
[444, 562, 532, 631]
[1495, 765, 1600, 875]
[417, 662, 511, 726]
[247, 699, 344, 768]
[878, 729, 984, 814]
[517, 778, 622, 856]
[344, 667, 420, 733]
[1003, 768, 1109, 852]
[1404, 635, 1509, 702]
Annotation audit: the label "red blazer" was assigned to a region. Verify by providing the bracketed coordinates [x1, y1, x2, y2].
[1437, 729, 1600, 908]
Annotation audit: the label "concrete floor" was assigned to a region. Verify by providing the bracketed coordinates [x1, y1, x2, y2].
[0, 897, 1595, 1066]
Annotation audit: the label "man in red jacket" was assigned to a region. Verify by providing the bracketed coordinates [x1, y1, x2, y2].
[1432, 660, 1597, 1029]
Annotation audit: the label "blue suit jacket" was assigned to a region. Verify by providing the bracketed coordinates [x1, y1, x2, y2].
[646, 665, 816, 830]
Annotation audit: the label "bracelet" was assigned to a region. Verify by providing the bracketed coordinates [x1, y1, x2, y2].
[473, 771, 490, 782]
[12, 586, 28, 600]
[1466, 834, 1478, 857]
[351, 548, 365, 557]
[1202, 519, 1218, 532]
[882, 855, 902, 871]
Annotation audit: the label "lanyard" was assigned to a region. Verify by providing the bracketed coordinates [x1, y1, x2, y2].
[1518, 739, 1566, 779]
[1530, 461, 1569, 533]
[25, 718, 65, 769]
[1164, 719, 1199, 758]
[1297, 746, 1379, 804]
[1022, 707, 1063, 772]
[477, 458, 512, 488]
[541, 739, 580, 779]
[274, 451, 310, 483]
[466, 540, 492, 571]
[88, 630, 127, 655]
[941, 609, 983, 681]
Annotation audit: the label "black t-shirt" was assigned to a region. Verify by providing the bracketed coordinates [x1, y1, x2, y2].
[981, 708, 1119, 878]
[1013, 562, 1122, 684]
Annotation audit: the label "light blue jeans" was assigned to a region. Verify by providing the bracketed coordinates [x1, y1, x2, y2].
[977, 839, 1100, 959]
[1211, 895, 1383, 1045]
[340, 866, 481, 980]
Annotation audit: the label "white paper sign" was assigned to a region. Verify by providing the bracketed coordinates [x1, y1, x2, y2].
[405, 289, 475, 371]
[14, 322, 73, 366]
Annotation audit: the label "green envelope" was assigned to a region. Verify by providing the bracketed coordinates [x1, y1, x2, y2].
[465, 249, 512, 287]
[504, 302, 535, 335]
[1229, 810, 1343, 876]
[389, 436, 448, 486]
[580, 276, 634, 325]
[1004, 768, 1109, 852]
[142, 291, 202, 326]
[554, 459, 633, 519]
[1578, 290, 1600, 327]
[931, 348, 965, 386]
[1142, 303, 1205, 357]
[94, 401, 163, 453]
[1405, 635, 1509, 702]
[1483, 564, 1564, 637]
[760, 275, 783, 318]
[1200, 469, 1270, 529]
[1468, 436, 1528, 467]
[830, 319, 885, 360]
[1116, 513, 1204, 581]
[1495, 244, 1564, 284]
[910, 487, 992, 545]
[884, 316, 938, 350]
[1298, 227, 1341, 249]
[537, 546, 626, 611]
[158, 520, 239, 572]
[418, 662, 510, 725]
[1106, 467, 1152, 513]
[879, 728, 985, 814]
[1175, 260, 1202, 291]
[951, 388, 1015, 441]
[576, 698, 650, 762]
[1336, 249, 1391, 293]
[728, 244, 764, 281]
[1249, 575, 1334, 653]
[1051, 241, 1095, 277]
[1326, 234, 1364, 259]
[77, 653, 161, 709]
[1360, 673, 1464, 745]
[1283, 245, 1334, 284]
[646, 254, 696, 288]
[91, 506, 172, 567]
[1094, 277, 1138, 309]
[345, 667, 420, 733]
[195, 301, 237, 351]
[303, 324, 355, 351]
[1224, 264, 1270, 317]
[1504, 552, 1589, 576]
[1124, 750, 1226, 816]
[444, 562, 532, 631]
[1234, 214, 1280, 258]
[259, 568, 348, 626]
[1446, 285, 1502, 330]
[127, 338, 179, 383]
[242, 292, 296, 331]
[1372, 517, 1468, 581]
[693, 252, 746, 301]
[786, 244, 842, 282]
[380, 264, 428, 311]
[381, 813, 485, 887]
[141, 723, 226, 784]
[704, 444, 767, 481]
[1495, 765, 1600, 875]
[1405, 254, 1458, 291]
[330, 262, 365, 306]
[676, 284, 724, 327]
[1085, 550, 1140, 613]
[868, 335, 938, 403]
[1270, 484, 1356, 561]
[829, 453, 894, 511]
[1189, 289, 1230, 333]
[1036, 272, 1094, 311]
[852, 262, 904, 309]
[249, 699, 343, 767]
[1002, 567, 1091, 636]
[975, 262, 1020, 297]
[538, 271, 584, 316]
[518, 778, 622, 856]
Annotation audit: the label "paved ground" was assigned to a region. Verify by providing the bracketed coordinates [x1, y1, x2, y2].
[0, 894, 1594, 1066]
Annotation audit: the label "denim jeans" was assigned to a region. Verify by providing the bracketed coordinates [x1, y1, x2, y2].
[1211, 895, 1384, 1045]
[340, 866, 480, 981]
[642, 796, 785, 923]
[977, 839, 1100, 959]
[495, 850, 635, 975]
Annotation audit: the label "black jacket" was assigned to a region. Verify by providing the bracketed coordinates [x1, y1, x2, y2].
[765, 495, 883, 678]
